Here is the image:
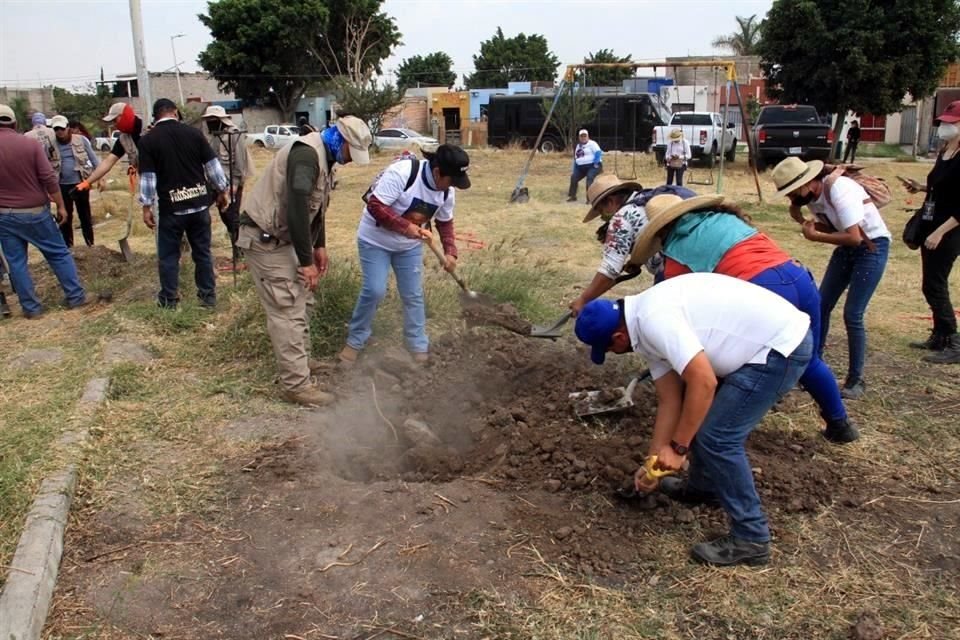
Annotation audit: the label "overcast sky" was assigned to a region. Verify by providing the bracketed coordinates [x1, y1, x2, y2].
[0, 0, 773, 90]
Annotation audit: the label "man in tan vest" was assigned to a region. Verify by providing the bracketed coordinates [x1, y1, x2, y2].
[24, 112, 60, 174]
[238, 116, 372, 407]
[51, 115, 100, 246]
[202, 105, 253, 262]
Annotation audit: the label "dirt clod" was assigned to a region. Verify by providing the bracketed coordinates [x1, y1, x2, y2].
[850, 611, 885, 640]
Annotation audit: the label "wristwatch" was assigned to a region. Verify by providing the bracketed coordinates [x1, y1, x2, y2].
[670, 440, 689, 456]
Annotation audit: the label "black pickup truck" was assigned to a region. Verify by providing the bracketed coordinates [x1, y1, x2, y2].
[751, 105, 834, 170]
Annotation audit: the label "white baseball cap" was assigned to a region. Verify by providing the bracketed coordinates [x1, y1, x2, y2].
[50, 115, 69, 129]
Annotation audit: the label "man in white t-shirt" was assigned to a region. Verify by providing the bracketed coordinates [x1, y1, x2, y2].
[575, 273, 813, 566]
[567, 129, 603, 203]
[773, 157, 891, 399]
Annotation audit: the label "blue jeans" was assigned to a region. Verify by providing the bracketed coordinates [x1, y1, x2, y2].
[568, 164, 601, 198]
[156, 210, 216, 307]
[688, 330, 814, 542]
[750, 261, 847, 421]
[818, 238, 889, 384]
[347, 239, 428, 353]
[0, 209, 85, 315]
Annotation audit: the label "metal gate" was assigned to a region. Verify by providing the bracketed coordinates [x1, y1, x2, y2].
[899, 106, 917, 145]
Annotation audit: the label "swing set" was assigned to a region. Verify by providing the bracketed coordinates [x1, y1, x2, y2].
[509, 59, 763, 204]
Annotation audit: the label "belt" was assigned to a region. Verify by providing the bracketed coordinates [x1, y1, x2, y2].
[0, 205, 46, 214]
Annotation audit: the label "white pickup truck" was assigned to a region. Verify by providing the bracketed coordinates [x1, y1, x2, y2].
[246, 124, 301, 149]
[94, 131, 120, 152]
[652, 112, 737, 167]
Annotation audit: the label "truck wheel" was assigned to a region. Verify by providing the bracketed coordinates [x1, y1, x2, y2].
[725, 140, 737, 163]
[704, 144, 717, 168]
[539, 137, 561, 153]
[254, 140, 265, 148]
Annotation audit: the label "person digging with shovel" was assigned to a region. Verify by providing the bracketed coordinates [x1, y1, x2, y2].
[339, 144, 470, 367]
[574, 272, 813, 566]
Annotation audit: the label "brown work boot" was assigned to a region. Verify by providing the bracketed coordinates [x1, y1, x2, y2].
[282, 382, 335, 407]
[338, 345, 360, 368]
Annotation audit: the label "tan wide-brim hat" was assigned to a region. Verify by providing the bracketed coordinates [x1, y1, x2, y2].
[771, 157, 824, 199]
[336, 115, 373, 165]
[202, 104, 235, 127]
[583, 174, 644, 222]
[668, 128, 683, 141]
[629, 194, 725, 266]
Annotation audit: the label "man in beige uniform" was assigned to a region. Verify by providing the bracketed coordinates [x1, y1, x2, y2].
[202, 105, 253, 262]
[24, 112, 61, 174]
[239, 116, 372, 406]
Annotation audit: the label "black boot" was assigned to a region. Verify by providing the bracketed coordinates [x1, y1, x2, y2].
[822, 415, 860, 443]
[923, 334, 960, 364]
[910, 331, 947, 351]
[691, 534, 770, 566]
[0, 292, 10, 318]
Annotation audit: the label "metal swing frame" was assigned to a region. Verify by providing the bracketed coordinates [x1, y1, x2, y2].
[509, 59, 764, 203]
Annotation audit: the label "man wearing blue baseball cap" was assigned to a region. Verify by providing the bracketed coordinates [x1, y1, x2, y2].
[575, 272, 813, 567]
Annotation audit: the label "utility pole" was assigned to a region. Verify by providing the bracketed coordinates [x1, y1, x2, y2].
[171, 33, 186, 106]
[128, 0, 152, 120]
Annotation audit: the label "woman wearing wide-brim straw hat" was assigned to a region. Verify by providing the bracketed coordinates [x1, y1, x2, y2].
[665, 128, 692, 187]
[569, 175, 699, 315]
[628, 193, 859, 446]
[771, 156, 891, 400]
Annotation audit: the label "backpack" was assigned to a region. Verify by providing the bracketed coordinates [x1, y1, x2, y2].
[361, 152, 450, 205]
[824, 164, 892, 209]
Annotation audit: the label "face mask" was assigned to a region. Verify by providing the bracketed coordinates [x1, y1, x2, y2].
[206, 120, 223, 133]
[937, 123, 959, 140]
[790, 191, 816, 207]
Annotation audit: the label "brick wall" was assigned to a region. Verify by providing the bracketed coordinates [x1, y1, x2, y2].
[384, 97, 429, 132]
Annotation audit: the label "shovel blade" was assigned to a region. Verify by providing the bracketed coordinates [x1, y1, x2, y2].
[118, 238, 133, 262]
[510, 187, 530, 204]
[569, 386, 634, 417]
[529, 311, 573, 338]
[459, 289, 497, 308]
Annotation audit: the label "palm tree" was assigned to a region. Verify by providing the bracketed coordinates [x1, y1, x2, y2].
[712, 14, 764, 56]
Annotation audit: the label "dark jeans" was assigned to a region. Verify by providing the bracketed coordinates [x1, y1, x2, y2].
[666, 165, 686, 186]
[819, 237, 890, 384]
[921, 228, 960, 336]
[0, 208, 85, 315]
[750, 260, 847, 421]
[156, 209, 215, 307]
[688, 330, 813, 542]
[568, 163, 601, 199]
[843, 140, 859, 163]
[59, 183, 94, 247]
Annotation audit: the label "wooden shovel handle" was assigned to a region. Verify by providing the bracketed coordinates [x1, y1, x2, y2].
[424, 236, 468, 291]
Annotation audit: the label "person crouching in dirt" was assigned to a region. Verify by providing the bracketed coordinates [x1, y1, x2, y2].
[620, 193, 858, 444]
[239, 116, 372, 407]
[568, 175, 696, 315]
[574, 272, 814, 566]
[339, 144, 470, 367]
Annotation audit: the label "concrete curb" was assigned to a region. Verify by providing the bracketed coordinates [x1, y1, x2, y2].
[0, 377, 109, 640]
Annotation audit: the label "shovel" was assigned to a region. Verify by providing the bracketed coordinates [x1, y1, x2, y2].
[569, 369, 652, 417]
[529, 270, 643, 339]
[118, 172, 135, 262]
[425, 236, 496, 307]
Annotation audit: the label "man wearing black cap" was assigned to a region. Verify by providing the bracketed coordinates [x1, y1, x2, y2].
[137, 98, 229, 309]
[340, 143, 470, 367]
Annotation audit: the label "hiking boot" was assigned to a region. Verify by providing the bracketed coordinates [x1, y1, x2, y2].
[411, 351, 430, 365]
[840, 379, 866, 400]
[658, 476, 721, 507]
[66, 297, 90, 310]
[923, 334, 960, 365]
[338, 345, 359, 368]
[822, 416, 860, 444]
[282, 382, 335, 407]
[691, 534, 770, 567]
[566, 196, 577, 203]
[910, 331, 947, 351]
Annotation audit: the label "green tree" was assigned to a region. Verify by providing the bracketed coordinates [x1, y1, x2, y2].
[52, 84, 114, 133]
[333, 77, 401, 138]
[198, 0, 400, 120]
[465, 27, 560, 88]
[711, 14, 764, 56]
[758, 0, 960, 158]
[542, 88, 606, 151]
[8, 96, 30, 132]
[581, 49, 633, 87]
[396, 52, 457, 92]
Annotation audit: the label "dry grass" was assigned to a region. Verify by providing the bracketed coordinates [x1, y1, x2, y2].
[2, 147, 956, 638]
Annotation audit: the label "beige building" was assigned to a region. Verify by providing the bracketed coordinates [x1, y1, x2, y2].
[0, 86, 56, 116]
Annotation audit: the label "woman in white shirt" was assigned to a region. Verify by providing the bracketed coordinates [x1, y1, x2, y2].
[772, 157, 891, 399]
[664, 129, 692, 187]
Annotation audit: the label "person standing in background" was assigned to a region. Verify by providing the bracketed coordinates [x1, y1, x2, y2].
[24, 112, 60, 174]
[664, 128, 692, 186]
[843, 120, 861, 164]
[567, 129, 603, 203]
[51, 115, 99, 247]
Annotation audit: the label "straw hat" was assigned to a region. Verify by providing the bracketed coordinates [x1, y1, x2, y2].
[628, 194, 724, 266]
[771, 157, 824, 198]
[668, 128, 683, 141]
[583, 174, 644, 222]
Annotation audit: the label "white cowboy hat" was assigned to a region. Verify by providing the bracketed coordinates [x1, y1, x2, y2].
[583, 174, 644, 223]
[201, 104, 235, 127]
[628, 194, 725, 266]
[771, 157, 825, 199]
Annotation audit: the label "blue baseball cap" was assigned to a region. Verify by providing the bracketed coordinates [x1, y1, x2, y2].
[574, 299, 623, 365]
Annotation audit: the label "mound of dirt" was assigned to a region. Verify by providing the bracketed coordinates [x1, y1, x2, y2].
[461, 301, 532, 335]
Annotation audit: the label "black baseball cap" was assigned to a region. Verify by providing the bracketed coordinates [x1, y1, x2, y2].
[434, 144, 471, 190]
[152, 98, 179, 120]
